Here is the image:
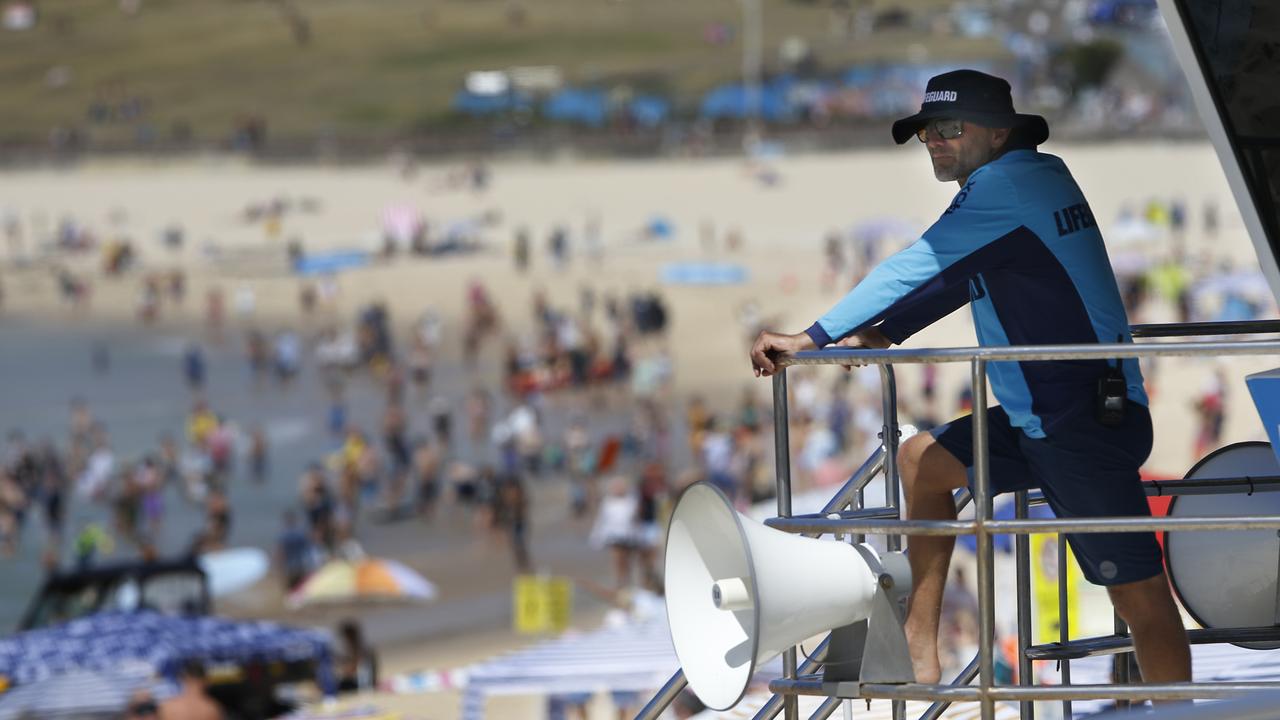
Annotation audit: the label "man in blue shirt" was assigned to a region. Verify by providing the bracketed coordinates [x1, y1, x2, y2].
[750, 70, 1190, 687]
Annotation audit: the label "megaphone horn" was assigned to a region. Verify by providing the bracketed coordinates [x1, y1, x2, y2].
[664, 482, 914, 710]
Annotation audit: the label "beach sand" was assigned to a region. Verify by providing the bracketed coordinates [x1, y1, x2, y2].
[0, 141, 1274, 718]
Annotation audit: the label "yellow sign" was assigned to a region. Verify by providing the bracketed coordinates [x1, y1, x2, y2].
[1030, 534, 1082, 644]
[513, 575, 573, 634]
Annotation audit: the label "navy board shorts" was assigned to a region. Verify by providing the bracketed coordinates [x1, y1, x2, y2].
[931, 402, 1162, 586]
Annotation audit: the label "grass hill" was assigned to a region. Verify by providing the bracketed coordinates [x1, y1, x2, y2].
[0, 0, 1003, 149]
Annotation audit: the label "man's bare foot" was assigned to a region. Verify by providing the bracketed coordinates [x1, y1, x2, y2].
[909, 649, 942, 684]
[904, 618, 942, 684]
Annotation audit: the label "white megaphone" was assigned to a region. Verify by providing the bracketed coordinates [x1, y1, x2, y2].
[664, 482, 915, 710]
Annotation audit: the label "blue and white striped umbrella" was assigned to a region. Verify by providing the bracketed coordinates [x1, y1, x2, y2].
[0, 610, 334, 691]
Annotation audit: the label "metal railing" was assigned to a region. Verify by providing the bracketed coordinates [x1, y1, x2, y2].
[637, 323, 1280, 720]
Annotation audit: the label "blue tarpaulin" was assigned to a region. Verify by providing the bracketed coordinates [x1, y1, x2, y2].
[628, 95, 670, 128]
[699, 80, 793, 122]
[543, 88, 609, 127]
[660, 262, 748, 286]
[294, 250, 370, 276]
[453, 89, 532, 116]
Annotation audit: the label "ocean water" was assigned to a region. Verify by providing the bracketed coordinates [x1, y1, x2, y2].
[0, 317, 639, 634]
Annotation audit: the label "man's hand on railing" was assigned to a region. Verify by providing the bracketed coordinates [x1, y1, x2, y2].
[833, 328, 892, 370]
[750, 330, 816, 377]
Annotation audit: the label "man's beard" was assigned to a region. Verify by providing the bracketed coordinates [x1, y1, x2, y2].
[931, 156, 960, 182]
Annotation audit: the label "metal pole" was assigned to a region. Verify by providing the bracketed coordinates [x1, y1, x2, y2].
[809, 697, 843, 720]
[772, 370, 798, 720]
[1058, 533, 1072, 720]
[783, 681, 1280, 702]
[972, 359, 995, 720]
[766, 514, 1280, 536]
[879, 364, 902, 552]
[854, 485, 866, 544]
[773, 369, 793, 515]
[1273, 530, 1280, 624]
[1114, 613, 1131, 711]
[919, 654, 981, 720]
[634, 670, 687, 720]
[879, 364, 905, 720]
[782, 339, 1280, 366]
[751, 638, 830, 720]
[1014, 490, 1034, 720]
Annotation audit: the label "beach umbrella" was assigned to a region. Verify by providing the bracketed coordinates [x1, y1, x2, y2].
[287, 558, 437, 609]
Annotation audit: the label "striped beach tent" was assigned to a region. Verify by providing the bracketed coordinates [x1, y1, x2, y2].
[1040, 643, 1280, 716]
[695, 695, 1022, 719]
[459, 611, 679, 720]
[0, 661, 155, 720]
[0, 610, 334, 691]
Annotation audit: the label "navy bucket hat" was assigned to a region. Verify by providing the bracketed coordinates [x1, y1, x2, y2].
[891, 69, 1049, 146]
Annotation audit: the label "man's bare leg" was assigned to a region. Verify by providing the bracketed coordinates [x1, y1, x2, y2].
[898, 433, 969, 684]
[1107, 571, 1192, 695]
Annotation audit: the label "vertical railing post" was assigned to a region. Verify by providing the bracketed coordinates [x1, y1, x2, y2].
[1015, 490, 1034, 720]
[878, 363, 904, 720]
[1058, 533, 1073, 720]
[772, 370, 798, 720]
[879, 364, 902, 553]
[972, 359, 996, 720]
[1114, 614, 1131, 711]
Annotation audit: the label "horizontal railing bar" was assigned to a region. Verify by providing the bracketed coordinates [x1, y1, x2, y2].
[770, 679, 1280, 702]
[764, 506, 899, 528]
[1144, 475, 1280, 496]
[780, 340, 1280, 367]
[764, 515, 1280, 536]
[764, 518, 975, 536]
[773, 479, 1280, 534]
[959, 477, 1280, 509]
[982, 683, 1280, 702]
[1026, 626, 1280, 661]
[1129, 320, 1280, 338]
[985, 516, 1280, 534]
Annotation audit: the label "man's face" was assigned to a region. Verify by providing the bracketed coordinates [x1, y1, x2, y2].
[922, 120, 1009, 183]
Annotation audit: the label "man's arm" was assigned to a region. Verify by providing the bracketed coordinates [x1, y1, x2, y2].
[805, 167, 1020, 348]
[875, 281, 971, 345]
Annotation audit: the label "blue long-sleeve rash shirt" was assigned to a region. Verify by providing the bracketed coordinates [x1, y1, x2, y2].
[805, 149, 1146, 438]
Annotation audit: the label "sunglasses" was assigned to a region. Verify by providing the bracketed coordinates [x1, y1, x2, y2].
[916, 118, 964, 143]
